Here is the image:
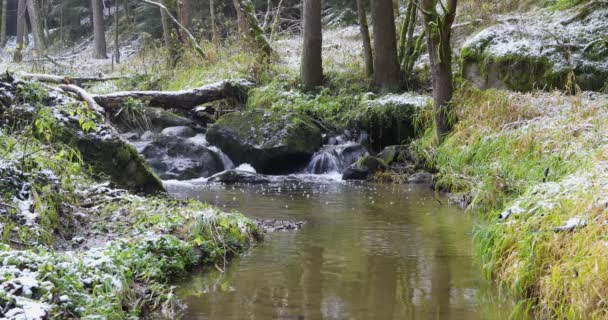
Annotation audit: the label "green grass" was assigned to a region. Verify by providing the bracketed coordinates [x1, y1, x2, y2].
[0, 81, 261, 318]
[412, 85, 608, 318]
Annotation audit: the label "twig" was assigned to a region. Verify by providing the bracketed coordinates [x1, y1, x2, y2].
[137, 0, 206, 59]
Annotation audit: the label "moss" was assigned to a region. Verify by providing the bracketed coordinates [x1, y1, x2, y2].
[346, 102, 419, 151]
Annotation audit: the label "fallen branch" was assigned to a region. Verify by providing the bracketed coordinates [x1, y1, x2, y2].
[137, 0, 205, 59]
[19, 72, 124, 86]
[92, 80, 254, 110]
[59, 84, 105, 113]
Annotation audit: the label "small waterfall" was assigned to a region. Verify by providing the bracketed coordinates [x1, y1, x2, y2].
[307, 149, 342, 174]
[208, 146, 235, 170]
[306, 142, 369, 174]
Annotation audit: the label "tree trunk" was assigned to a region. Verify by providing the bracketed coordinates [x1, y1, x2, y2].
[115, 0, 120, 63]
[210, 0, 218, 42]
[370, 0, 400, 92]
[301, 0, 323, 90]
[26, 0, 45, 56]
[178, 0, 192, 30]
[123, 0, 130, 26]
[0, 0, 7, 47]
[91, 80, 253, 110]
[231, 0, 274, 57]
[91, 0, 107, 58]
[160, 1, 172, 48]
[356, 0, 373, 77]
[421, 0, 457, 141]
[13, 0, 27, 62]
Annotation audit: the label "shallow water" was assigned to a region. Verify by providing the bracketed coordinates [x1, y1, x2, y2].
[167, 178, 513, 320]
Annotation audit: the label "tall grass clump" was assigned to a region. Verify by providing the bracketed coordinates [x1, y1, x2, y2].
[413, 83, 608, 318]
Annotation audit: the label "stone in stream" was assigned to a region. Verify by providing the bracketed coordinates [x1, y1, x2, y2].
[342, 156, 388, 180]
[407, 171, 433, 184]
[141, 135, 226, 180]
[461, 3, 608, 92]
[159, 126, 197, 138]
[206, 110, 322, 174]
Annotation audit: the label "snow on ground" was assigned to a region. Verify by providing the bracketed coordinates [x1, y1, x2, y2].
[275, 25, 364, 74]
[462, 3, 608, 73]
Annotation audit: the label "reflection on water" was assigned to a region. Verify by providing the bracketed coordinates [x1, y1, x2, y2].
[167, 179, 513, 320]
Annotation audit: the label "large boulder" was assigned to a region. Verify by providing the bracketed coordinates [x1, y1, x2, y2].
[2, 77, 164, 194]
[347, 93, 429, 151]
[206, 110, 322, 174]
[461, 3, 608, 92]
[141, 135, 226, 180]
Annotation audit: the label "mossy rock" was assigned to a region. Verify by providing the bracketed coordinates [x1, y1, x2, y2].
[2, 79, 164, 194]
[206, 110, 322, 174]
[347, 94, 427, 151]
[59, 129, 164, 194]
[460, 5, 608, 92]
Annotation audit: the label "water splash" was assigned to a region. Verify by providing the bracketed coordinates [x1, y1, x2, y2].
[306, 143, 368, 174]
[208, 146, 235, 170]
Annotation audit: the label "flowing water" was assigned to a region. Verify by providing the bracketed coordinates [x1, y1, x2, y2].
[167, 178, 513, 320]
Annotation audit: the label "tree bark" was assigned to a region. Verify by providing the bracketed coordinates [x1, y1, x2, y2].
[59, 84, 105, 113]
[210, 0, 218, 42]
[91, 80, 253, 110]
[178, 0, 192, 30]
[371, 0, 400, 92]
[301, 0, 323, 90]
[13, 0, 27, 62]
[19, 72, 124, 85]
[356, 0, 373, 77]
[0, 0, 7, 47]
[421, 0, 457, 141]
[231, 0, 274, 57]
[91, 0, 108, 58]
[115, 0, 121, 64]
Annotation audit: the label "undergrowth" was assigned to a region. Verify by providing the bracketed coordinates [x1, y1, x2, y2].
[412, 84, 608, 318]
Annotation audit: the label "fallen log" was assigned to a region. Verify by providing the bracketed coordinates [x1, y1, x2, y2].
[91, 80, 254, 110]
[59, 84, 105, 113]
[19, 72, 124, 86]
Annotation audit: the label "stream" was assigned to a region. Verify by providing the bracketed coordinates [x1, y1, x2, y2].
[166, 177, 514, 319]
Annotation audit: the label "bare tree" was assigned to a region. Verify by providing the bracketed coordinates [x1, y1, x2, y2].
[301, 0, 323, 90]
[27, 0, 46, 56]
[420, 0, 457, 141]
[0, 0, 7, 47]
[356, 0, 373, 77]
[91, 0, 108, 58]
[371, 0, 400, 92]
[13, 0, 27, 62]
